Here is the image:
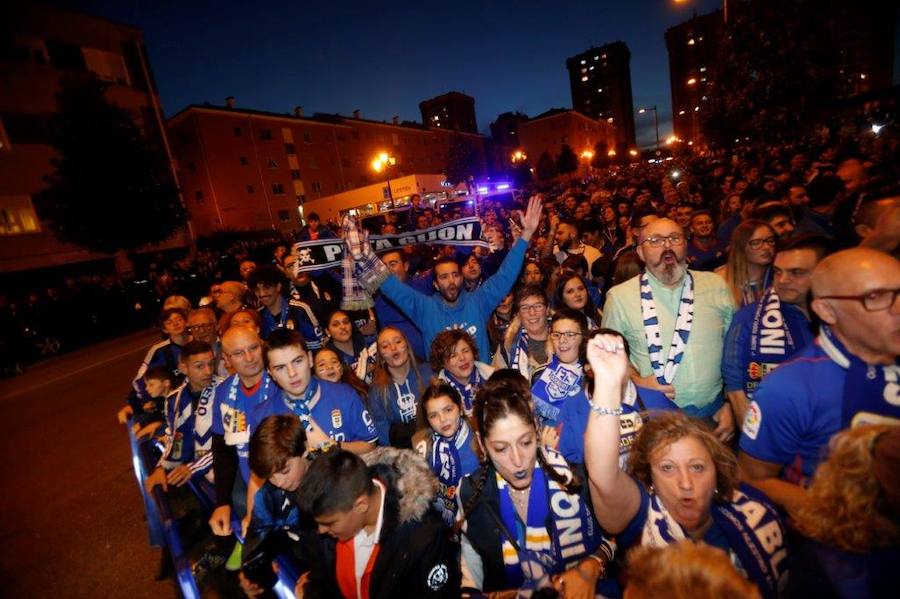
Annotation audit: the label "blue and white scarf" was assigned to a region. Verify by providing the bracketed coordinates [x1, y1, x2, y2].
[284, 377, 319, 432]
[496, 448, 603, 592]
[531, 355, 584, 427]
[640, 271, 694, 385]
[819, 325, 900, 429]
[432, 419, 471, 525]
[641, 484, 788, 599]
[441, 367, 485, 415]
[508, 326, 531, 378]
[747, 288, 797, 396]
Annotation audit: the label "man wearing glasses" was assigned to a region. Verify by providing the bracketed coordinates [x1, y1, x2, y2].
[722, 235, 830, 427]
[739, 247, 900, 513]
[187, 307, 229, 378]
[602, 218, 737, 440]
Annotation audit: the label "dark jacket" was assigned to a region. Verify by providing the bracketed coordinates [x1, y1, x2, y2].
[458, 461, 614, 594]
[300, 447, 460, 598]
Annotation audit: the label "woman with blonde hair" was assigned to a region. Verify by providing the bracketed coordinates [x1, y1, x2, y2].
[788, 424, 900, 598]
[582, 331, 789, 599]
[624, 541, 761, 599]
[716, 219, 776, 306]
[367, 326, 432, 448]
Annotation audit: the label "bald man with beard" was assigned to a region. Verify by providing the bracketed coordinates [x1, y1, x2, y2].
[208, 325, 278, 537]
[740, 248, 900, 514]
[602, 218, 737, 440]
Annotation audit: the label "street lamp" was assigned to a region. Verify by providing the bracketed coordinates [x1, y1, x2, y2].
[372, 152, 397, 209]
[637, 106, 660, 151]
[511, 150, 527, 163]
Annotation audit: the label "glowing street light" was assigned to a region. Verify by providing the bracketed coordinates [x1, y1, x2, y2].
[607, 149, 617, 157]
[580, 149, 594, 160]
[687, 77, 697, 86]
[511, 150, 527, 163]
[637, 105, 660, 150]
[628, 149, 639, 157]
[372, 152, 397, 207]
[872, 123, 885, 135]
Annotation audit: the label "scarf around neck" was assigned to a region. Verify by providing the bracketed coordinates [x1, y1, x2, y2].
[640, 270, 694, 385]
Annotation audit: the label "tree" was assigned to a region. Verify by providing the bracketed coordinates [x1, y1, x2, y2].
[445, 135, 483, 186]
[591, 141, 610, 169]
[535, 151, 558, 181]
[36, 74, 187, 255]
[702, 0, 839, 146]
[555, 144, 579, 175]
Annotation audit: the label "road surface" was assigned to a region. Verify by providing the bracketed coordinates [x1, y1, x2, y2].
[0, 328, 179, 598]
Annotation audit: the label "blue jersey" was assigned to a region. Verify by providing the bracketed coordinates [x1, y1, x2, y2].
[557, 385, 674, 465]
[212, 373, 277, 482]
[258, 298, 324, 349]
[722, 299, 813, 397]
[378, 238, 528, 359]
[738, 340, 844, 483]
[686, 238, 727, 271]
[250, 379, 377, 445]
[368, 364, 433, 446]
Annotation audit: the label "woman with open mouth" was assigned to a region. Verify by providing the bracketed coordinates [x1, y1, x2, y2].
[367, 326, 433, 448]
[583, 332, 789, 599]
[493, 284, 551, 381]
[430, 329, 494, 416]
[456, 375, 616, 598]
[323, 309, 376, 382]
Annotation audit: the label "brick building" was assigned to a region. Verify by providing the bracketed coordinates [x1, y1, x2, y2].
[419, 92, 478, 134]
[0, 4, 187, 273]
[167, 104, 488, 236]
[517, 109, 615, 174]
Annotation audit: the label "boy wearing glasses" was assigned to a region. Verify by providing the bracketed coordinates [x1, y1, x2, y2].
[602, 218, 737, 440]
[740, 247, 900, 513]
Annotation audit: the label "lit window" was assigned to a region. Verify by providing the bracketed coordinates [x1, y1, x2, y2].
[688, 38, 695, 45]
[860, 73, 868, 80]
[581, 76, 588, 82]
[589, 66, 595, 70]
[0, 197, 40, 235]
[597, 88, 603, 93]
[694, 106, 700, 112]
[607, 117, 613, 123]
[581, 68, 587, 73]
[272, 183, 285, 195]
[266, 158, 278, 168]
[601, 54, 607, 59]
[699, 66, 707, 72]
[678, 110, 686, 115]
[593, 56, 598, 60]
[580, 59, 586, 65]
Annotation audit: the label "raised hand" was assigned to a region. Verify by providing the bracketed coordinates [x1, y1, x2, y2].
[520, 194, 544, 241]
[586, 333, 630, 390]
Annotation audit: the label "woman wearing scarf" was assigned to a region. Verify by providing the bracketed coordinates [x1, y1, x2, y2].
[583, 332, 789, 599]
[493, 284, 551, 381]
[368, 326, 433, 448]
[457, 377, 617, 598]
[323, 309, 376, 383]
[412, 382, 482, 526]
[430, 329, 494, 416]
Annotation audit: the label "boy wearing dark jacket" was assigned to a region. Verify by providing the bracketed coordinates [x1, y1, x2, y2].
[295, 447, 460, 598]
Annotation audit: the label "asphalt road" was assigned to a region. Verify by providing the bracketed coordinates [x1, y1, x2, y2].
[0, 328, 179, 599]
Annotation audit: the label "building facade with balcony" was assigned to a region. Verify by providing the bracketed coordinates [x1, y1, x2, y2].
[517, 109, 615, 174]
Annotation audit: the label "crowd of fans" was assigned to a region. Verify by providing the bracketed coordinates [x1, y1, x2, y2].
[119, 117, 900, 599]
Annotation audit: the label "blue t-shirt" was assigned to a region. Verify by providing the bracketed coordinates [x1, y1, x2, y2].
[250, 378, 378, 446]
[258, 299, 324, 349]
[722, 299, 813, 396]
[378, 238, 528, 359]
[738, 340, 844, 483]
[686, 238, 727, 271]
[557, 385, 674, 465]
[368, 364, 433, 446]
[212, 373, 277, 482]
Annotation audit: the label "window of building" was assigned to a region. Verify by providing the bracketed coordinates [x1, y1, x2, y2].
[303, 132, 312, 143]
[45, 39, 86, 71]
[272, 183, 285, 195]
[260, 129, 273, 140]
[266, 158, 278, 168]
[311, 182, 322, 193]
[278, 209, 290, 222]
[240, 156, 249, 165]
[308, 158, 317, 168]
[82, 47, 130, 86]
[233, 127, 242, 136]
[290, 169, 301, 180]
[186, 161, 196, 172]
[285, 143, 296, 154]
[0, 198, 40, 235]
[195, 190, 204, 202]
[247, 184, 255, 194]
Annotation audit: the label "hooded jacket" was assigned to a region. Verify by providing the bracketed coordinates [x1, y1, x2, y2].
[299, 447, 460, 598]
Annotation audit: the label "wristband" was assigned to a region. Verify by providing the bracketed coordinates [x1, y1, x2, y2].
[589, 403, 623, 416]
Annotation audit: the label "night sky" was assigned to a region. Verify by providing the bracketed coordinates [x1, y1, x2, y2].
[56, 0, 723, 147]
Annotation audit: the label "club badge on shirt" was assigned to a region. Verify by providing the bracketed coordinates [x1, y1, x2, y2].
[331, 409, 343, 429]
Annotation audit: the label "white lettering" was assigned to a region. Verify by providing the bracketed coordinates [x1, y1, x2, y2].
[455, 222, 474, 240]
[437, 226, 454, 241]
[735, 499, 765, 529]
[551, 493, 579, 519]
[374, 238, 392, 251]
[755, 520, 784, 554]
[323, 244, 342, 262]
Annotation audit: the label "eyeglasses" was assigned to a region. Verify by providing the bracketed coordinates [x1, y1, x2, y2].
[748, 236, 777, 249]
[188, 323, 216, 332]
[818, 288, 900, 312]
[519, 302, 546, 313]
[227, 344, 261, 359]
[550, 331, 582, 341]
[641, 234, 685, 248]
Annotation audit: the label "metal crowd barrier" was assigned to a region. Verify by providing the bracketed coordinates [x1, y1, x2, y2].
[126, 420, 300, 598]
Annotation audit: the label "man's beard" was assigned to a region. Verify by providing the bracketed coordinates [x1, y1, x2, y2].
[650, 250, 687, 285]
